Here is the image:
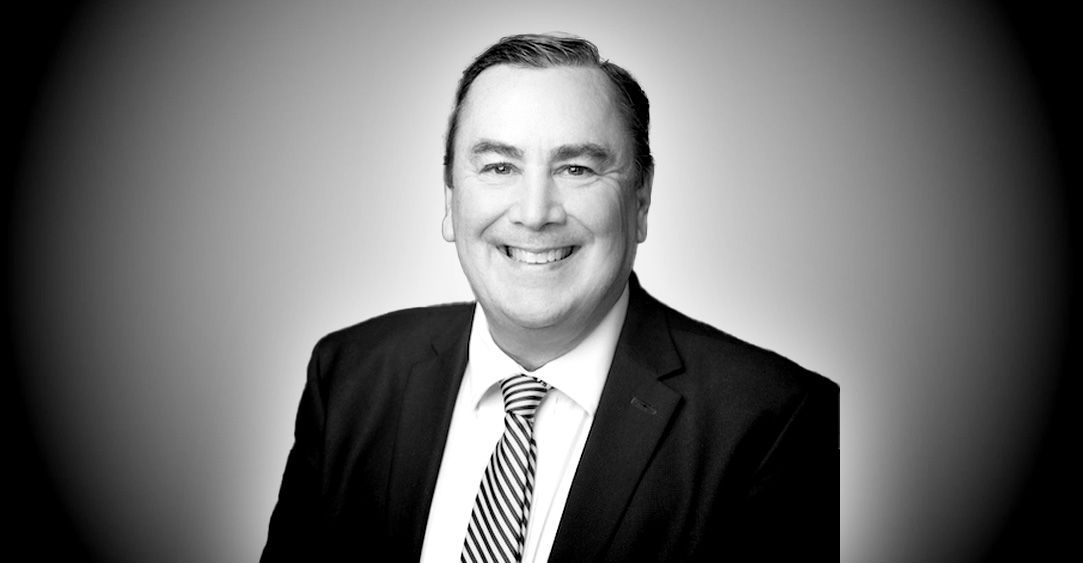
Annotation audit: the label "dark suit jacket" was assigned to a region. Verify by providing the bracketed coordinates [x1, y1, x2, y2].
[262, 275, 839, 561]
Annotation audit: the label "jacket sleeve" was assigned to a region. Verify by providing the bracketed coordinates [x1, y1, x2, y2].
[260, 346, 328, 562]
[723, 378, 840, 560]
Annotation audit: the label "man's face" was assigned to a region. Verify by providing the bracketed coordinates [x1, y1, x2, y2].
[443, 65, 651, 348]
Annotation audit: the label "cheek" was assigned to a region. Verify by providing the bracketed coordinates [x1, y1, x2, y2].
[453, 189, 505, 237]
[570, 191, 635, 238]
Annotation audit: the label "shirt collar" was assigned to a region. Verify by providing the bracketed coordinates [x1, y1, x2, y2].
[465, 283, 630, 417]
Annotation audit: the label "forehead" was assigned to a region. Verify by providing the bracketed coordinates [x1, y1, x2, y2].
[456, 65, 630, 152]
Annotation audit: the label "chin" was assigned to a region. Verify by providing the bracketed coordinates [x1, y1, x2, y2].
[489, 295, 574, 331]
[502, 306, 568, 331]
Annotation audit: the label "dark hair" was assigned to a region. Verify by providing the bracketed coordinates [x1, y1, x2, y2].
[443, 33, 653, 188]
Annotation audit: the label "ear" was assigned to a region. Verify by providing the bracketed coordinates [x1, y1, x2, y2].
[441, 185, 456, 242]
[635, 168, 653, 243]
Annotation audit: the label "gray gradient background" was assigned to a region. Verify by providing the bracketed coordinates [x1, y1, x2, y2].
[7, 1, 1073, 561]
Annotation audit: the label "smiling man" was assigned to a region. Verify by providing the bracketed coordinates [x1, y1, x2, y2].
[444, 62, 648, 373]
[263, 34, 839, 562]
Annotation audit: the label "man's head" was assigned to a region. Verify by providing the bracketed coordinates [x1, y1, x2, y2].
[443, 34, 653, 190]
[441, 34, 653, 369]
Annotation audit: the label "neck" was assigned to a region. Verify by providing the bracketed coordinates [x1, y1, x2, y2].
[482, 284, 628, 372]
[487, 324, 586, 372]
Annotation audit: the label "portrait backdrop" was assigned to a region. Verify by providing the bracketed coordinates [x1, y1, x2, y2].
[7, 1, 1074, 561]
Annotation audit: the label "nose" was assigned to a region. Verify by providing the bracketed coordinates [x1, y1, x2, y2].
[508, 169, 566, 229]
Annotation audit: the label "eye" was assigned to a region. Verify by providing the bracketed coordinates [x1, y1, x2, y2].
[481, 162, 516, 175]
[562, 164, 596, 177]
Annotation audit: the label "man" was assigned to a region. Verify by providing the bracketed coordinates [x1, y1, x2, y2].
[263, 33, 838, 562]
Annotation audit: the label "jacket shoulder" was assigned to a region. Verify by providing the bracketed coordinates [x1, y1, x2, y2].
[659, 302, 838, 403]
[311, 301, 474, 369]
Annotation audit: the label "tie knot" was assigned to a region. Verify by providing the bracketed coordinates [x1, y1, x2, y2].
[500, 374, 550, 420]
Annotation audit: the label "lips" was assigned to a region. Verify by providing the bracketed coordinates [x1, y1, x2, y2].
[503, 245, 576, 264]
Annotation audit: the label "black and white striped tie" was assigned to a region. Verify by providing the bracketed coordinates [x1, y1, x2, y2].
[461, 375, 551, 563]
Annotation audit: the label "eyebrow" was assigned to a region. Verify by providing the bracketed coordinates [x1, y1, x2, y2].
[470, 140, 614, 164]
[551, 143, 612, 163]
[470, 140, 523, 159]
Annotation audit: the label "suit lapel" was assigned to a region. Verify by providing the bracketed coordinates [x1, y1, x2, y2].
[385, 307, 474, 561]
[549, 275, 684, 561]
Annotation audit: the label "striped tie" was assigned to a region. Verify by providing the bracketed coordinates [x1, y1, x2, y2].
[461, 375, 551, 563]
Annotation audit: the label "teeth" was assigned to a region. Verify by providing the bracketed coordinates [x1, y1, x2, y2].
[505, 246, 574, 264]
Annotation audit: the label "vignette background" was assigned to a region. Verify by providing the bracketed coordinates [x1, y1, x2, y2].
[6, 1, 1076, 561]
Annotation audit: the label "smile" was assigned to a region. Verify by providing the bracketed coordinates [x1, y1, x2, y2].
[503, 245, 576, 264]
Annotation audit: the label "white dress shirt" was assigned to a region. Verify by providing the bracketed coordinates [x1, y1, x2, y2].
[419, 284, 629, 562]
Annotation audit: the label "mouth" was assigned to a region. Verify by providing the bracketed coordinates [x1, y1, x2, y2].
[502, 245, 577, 265]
